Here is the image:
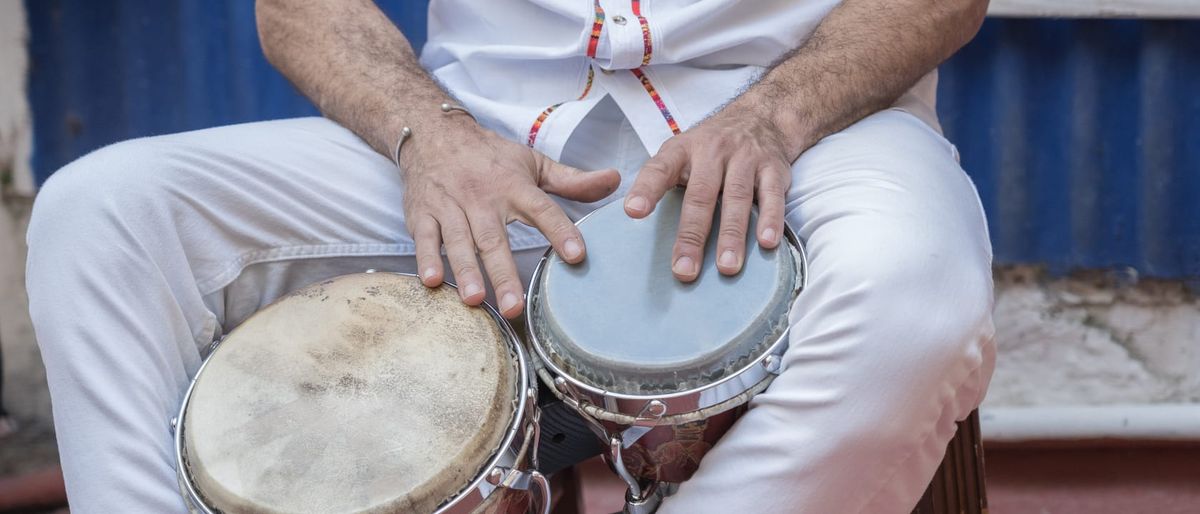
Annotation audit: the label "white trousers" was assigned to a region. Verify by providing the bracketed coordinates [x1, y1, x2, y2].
[26, 100, 995, 514]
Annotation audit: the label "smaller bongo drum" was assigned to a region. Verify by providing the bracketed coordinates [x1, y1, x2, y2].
[526, 189, 806, 513]
[173, 272, 549, 514]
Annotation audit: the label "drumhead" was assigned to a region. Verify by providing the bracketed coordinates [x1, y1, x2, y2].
[528, 189, 803, 396]
[181, 273, 517, 513]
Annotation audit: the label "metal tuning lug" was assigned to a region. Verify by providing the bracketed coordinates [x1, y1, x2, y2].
[762, 354, 782, 375]
[553, 376, 585, 410]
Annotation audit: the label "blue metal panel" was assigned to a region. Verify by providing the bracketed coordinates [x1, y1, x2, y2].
[24, 6, 1200, 278]
[938, 19, 1200, 279]
[25, 0, 427, 180]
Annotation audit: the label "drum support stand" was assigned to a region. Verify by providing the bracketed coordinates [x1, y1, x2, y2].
[550, 376, 675, 513]
[605, 401, 671, 514]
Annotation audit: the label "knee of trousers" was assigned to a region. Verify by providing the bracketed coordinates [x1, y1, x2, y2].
[28, 138, 186, 261]
[790, 213, 995, 398]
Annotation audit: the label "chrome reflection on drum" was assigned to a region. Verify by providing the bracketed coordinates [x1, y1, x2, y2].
[525, 189, 807, 512]
[173, 272, 549, 514]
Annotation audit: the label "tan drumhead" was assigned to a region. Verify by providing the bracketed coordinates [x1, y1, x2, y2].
[182, 273, 516, 513]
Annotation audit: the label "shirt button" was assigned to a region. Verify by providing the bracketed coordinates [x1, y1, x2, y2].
[612, 15, 628, 25]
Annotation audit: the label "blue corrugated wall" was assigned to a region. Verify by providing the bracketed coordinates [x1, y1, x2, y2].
[23, 1, 1200, 279]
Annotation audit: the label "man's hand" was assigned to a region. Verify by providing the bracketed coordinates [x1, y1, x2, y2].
[402, 124, 620, 318]
[622, 0, 987, 282]
[257, 0, 620, 317]
[624, 110, 792, 282]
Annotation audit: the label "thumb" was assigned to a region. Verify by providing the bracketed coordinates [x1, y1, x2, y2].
[538, 157, 622, 202]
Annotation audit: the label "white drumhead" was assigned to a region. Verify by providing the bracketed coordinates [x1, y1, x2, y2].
[529, 189, 803, 395]
[182, 273, 516, 513]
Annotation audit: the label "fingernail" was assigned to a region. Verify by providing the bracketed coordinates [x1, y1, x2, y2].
[719, 250, 737, 268]
[563, 238, 583, 260]
[463, 283, 483, 299]
[626, 196, 648, 213]
[673, 255, 696, 276]
[421, 267, 437, 282]
[762, 228, 778, 244]
[500, 292, 520, 313]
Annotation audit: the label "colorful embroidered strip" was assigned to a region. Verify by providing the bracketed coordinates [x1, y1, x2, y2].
[630, 68, 680, 134]
[631, 0, 653, 65]
[587, 0, 605, 58]
[527, 103, 562, 147]
[527, 68, 596, 147]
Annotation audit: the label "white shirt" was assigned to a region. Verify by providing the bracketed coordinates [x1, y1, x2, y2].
[421, 0, 940, 160]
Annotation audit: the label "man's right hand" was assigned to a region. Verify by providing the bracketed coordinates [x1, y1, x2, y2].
[399, 123, 621, 319]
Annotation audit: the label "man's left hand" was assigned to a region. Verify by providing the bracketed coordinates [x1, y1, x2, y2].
[623, 110, 793, 281]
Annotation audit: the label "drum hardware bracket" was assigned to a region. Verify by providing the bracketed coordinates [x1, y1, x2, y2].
[484, 466, 552, 514]
[619, 399, 667, 449]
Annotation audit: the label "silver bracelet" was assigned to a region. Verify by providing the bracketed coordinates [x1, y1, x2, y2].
[391, 103, 476, 168]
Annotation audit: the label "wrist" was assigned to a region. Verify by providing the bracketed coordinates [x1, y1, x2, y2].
[393, 107, 482, 173]
[733, 88, 819, 162]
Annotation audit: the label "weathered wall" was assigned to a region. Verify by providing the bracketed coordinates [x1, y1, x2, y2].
[988, 266, 1199, 408]
[0, 1, 58, 475]
[1, 0, 32, 195]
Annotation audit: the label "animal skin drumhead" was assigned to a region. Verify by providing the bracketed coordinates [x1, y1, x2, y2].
[182, 273, 516, 513]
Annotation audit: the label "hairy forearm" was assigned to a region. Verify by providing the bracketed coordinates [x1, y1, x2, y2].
[256, 0, 472, 165]
[731, 0, 988, 160]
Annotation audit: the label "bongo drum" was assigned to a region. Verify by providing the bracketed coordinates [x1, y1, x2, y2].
[173, 272, 550, 514]
[525, 189, 807, 513]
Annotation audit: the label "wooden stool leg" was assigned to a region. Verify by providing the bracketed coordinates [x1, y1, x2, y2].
[911, 410, 988, 514]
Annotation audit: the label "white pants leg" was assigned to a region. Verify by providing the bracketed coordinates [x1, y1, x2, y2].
[27, 105, 992, 513]
[661, 109, 995, 514]
[24, 116, 590, 513]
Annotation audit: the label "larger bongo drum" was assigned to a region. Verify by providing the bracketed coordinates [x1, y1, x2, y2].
[526, 189, 806, 512]
[173, 272, 549, 514]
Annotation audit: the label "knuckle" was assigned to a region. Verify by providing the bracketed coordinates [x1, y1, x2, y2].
[675, 228, 708, 249]
[684, 183, 719, 205]
[719, 224, 746, 241]
[723, 181, 754, 203]
[452, 262, 480, 277]
[525, 193, 559, 220]
[443, 224, 472, 244]
[474, 229, 507, 253]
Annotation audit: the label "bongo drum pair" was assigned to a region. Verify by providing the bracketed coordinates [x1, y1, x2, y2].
[173, 189, 806, 513]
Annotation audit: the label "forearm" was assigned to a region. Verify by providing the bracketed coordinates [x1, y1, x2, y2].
[256, 0, 472, 167]
[729, 0, 988, 160]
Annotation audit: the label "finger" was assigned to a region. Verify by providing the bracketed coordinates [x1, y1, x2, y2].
[411, 213, 445, 286]
[671, 156, 723, 282]
[466, 212, 525, 318]
[715, 158, 756, 276]
[514, 188, 587, 264]
[537, 155, 621, 203]
[439, 207, 487, 304]
[625, 143, 688, 218]
[756, 161, 791, 249]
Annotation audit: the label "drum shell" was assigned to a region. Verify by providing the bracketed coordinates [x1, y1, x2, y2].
[172, 273, 548, 514]
[602, 406, 744, 484]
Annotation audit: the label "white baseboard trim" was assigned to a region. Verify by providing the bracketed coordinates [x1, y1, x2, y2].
[989, 0, 1200, 18]
[981, 404, 1200, 442]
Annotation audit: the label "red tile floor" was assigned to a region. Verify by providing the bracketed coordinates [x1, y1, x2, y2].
[2, 444, 1197, 513]
[556, 444, 1200, 514]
